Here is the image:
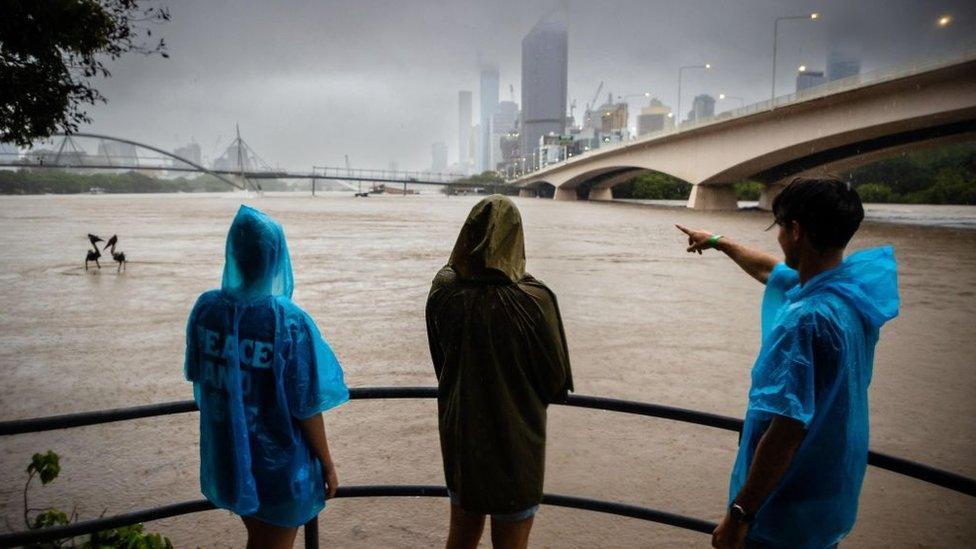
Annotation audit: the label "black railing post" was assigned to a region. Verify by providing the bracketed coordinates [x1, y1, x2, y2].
[304, 515, 319, 549]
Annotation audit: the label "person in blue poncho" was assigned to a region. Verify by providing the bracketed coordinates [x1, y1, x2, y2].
[185, 205, 349, 548]
[677, 177, 899, 549]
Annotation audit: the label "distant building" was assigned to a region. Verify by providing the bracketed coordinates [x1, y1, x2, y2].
[173, 142, 202, 166]
[687, 94, 715, 123]
[479, 66, 499, 173]
[213, 141, 253, 172]
[827, 51, 860, 81]
[539, 133, 573, 166]
[520, 9, 568, 163]
[637, 98, 673, 136]
[97, 140, 138, 166]
[490, 100, 519, 172]
[593, 94, 628, 133]
[458, 90, 473, 171]
[796, 70, 826, 92]
[470, 123, 481, 173]
[431, 142, 448, 173]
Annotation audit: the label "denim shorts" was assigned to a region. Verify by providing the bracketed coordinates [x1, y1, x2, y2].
[448, 490, 539, 523]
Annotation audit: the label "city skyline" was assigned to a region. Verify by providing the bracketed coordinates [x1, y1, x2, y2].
[70, 0, 975, 171]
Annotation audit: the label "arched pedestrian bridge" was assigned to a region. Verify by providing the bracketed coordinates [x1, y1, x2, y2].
[513, 54, 976, 210]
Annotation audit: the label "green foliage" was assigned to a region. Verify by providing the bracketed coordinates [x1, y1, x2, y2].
[613, 172, 691, 200]
[0, 1, 170, 146]
[23, 450, 172, 548]
[734, 181, 764, 201]
[0, 170, 231, 194]
[443, 171, 514, 195]
[28, 450, 61, 485]
[32, 509, 70, 529]
[847, 141, 976, 205]
[854, 183, 893, 204]
[85, 524, 173, 549]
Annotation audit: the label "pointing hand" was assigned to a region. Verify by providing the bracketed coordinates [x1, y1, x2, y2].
[675, 224, 719, 255]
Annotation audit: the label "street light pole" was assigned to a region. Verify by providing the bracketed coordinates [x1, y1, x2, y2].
[677, 64, 710, 127]
[718, 93, 744, 108]
[771, 12, 819, 106]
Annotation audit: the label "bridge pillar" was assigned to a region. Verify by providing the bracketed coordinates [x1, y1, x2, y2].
[588, 187, 614, 201]
[687, 184, 738, 211]
[554, 187, 578, 201]
[518, 188, 537, 198]
[757, 182, 785, 211]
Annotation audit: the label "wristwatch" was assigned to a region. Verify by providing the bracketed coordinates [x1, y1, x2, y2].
[729, 502, 754, 524]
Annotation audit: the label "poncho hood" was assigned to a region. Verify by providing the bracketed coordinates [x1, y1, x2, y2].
[222, 205, 294, 300]
[449, 194, 526, 283]
[787, 246, 900, 329]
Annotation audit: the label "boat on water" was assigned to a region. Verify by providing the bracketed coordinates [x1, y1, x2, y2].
[89, 187, 105, 194]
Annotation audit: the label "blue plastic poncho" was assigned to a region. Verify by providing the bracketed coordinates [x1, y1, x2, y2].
[730, 247, 899, 548]
[184, 205, 349, 528]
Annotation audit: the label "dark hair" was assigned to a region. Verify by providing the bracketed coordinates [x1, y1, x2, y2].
[771, 176, 864, 251]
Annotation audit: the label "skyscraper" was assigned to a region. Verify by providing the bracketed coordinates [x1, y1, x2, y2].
[687, 94, 715, 123]
[827, 50, 861, 81]
[490, 100, 519, 171]
[479, 65, 499, 172]
[520, 9, 568, 161]
[431, 142, 447, 172]
[796, 70, 826, 92]
[637, 98, 673, 136]
[458, 91, 473, 170]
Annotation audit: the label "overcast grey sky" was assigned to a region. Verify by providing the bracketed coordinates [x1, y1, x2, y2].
[82, 0, 976, 171]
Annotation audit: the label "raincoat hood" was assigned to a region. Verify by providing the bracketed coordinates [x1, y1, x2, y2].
[449, 195, 526, 283]
[222, 205, 294, 300]
[787, 246, 900, 329]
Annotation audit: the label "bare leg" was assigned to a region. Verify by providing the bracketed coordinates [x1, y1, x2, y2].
[242, 516, 299, 549]
[446, 503, 486, 549]
[490, 516, 534, 549]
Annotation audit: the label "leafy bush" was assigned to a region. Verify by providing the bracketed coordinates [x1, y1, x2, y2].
[734, 181, 763, 201]
[0, 170, 230, 194]
[854, 183, 893, 204]
[613, 172, 691, 199]
[22, 450, 172, 548]
[846, 141, 976, 205]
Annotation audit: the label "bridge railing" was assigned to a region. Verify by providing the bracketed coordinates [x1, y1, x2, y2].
[515, 48, 976, 180]
[0, 386, 973, 548]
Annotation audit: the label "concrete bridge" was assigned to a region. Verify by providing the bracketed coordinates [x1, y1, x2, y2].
[513, 54, 976, 210]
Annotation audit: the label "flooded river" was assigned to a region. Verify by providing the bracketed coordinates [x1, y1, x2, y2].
[1, 193, 974, 547]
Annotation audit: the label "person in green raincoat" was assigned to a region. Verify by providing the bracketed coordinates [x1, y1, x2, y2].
[426, 195, 573, 549]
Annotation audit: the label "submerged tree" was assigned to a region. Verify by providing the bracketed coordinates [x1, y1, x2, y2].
[0, 0, 170, 147]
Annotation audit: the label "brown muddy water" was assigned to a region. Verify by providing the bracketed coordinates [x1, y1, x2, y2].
[1, 193, 974, 548]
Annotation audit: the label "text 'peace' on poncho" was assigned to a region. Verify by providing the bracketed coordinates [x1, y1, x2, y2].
[426, 195, 574, 514]
[185, 205, 348, 528]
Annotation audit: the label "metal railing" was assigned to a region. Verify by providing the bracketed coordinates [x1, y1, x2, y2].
[1, 386, 973, 548]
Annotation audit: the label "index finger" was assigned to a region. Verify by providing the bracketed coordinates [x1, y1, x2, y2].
[675, 224, 693, 236]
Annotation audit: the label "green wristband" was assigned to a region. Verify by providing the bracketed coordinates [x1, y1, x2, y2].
[708, 234, 724, 247]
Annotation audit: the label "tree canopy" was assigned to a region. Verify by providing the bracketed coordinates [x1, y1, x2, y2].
[0, 0, 170, 146]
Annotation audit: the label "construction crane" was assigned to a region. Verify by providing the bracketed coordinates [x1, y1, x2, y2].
[585, 81, 604, 113]
[583, 81, 604, 130]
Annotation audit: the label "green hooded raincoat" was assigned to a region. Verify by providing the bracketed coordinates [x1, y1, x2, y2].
[425, 195, 574, 514]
